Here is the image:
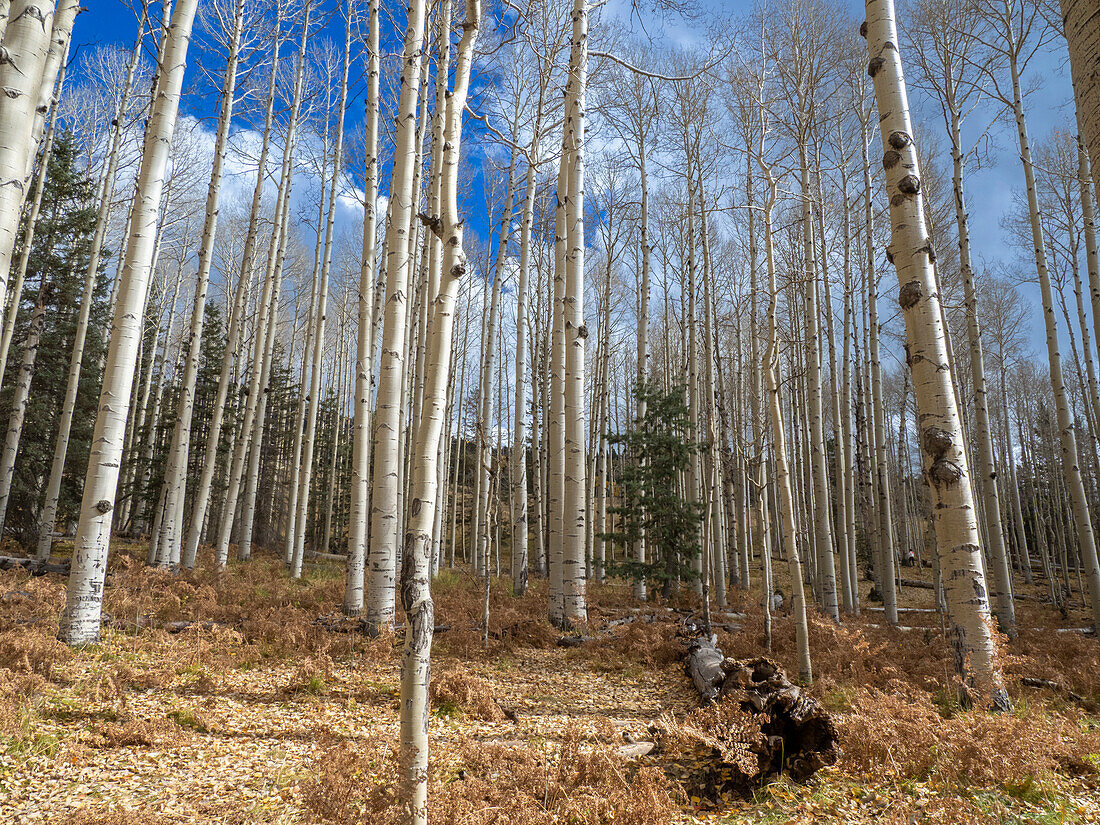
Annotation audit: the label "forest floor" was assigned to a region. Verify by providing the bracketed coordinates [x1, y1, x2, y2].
[1, 543, 1100, 824]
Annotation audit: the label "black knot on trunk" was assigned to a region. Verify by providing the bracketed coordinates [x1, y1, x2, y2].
[898, 174, 921, 195]
[883, 150, 901, 169]
[576, 324, 589, 339]
[923, 426, 953, 457]
[885, 247, 895, 264]
[859, 20, 868, 37]
[96, 500, 113, 514]
[868, 56, 885, 77]
[898, 279, 922, 309]
[888, 131, 911, 150]
[929, 458, 964, 485]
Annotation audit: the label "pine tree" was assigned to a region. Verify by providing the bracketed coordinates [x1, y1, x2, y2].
[0, 132, 107, 546]
[602, 383, 703, 598]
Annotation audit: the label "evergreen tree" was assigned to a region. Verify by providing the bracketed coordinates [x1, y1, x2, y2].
[601, 383, 703, 598]
[0, 132, 107, 546]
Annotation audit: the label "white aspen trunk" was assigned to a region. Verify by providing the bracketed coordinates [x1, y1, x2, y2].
[548, 152, 568, 626]
[798, 146, 839, 621]
[840, 180, 860, 613]
[1062, 0, 1100, 184]
[511, 157, 537, 595]
[1003, 46, 1100, 632]
[0, 54, 64, 529]
[366, 0, 430, 628]
[183, 6, 302, 570]
[23, 0, 76, 182]
[0, 43, 67, 385]
[761, 167, 812, 684]
[0, 277, 48, 532]
[560, 0, 588, 626]
[344, 0, 381, 614]
[288, 22, 349, 578]
[399, 4, 479, 822]
[155, 0, 247, 567]
[59, 0, 198, 645]
[37, 6, 149, 560]
[634, 147, 651, 601]
[283, 244, 321, 565]
[949, 114, 1016, 637]
[237, 182, 293, 561]
[0, 1, 58, 361]
[685, 176, 702, 597]
[863, 0, 1009, 706]
[862, 119, 899, 625]
[133, 261, 182, 537]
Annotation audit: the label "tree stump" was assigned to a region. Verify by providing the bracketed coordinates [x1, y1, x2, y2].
[654, 636, 839, 805]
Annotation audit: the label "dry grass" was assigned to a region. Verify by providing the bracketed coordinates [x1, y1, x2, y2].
[303, 723, 682, 825]
[429, 666, 505, 720]
[2, 544, 1100, 824]
[836, 687, 1100, 786]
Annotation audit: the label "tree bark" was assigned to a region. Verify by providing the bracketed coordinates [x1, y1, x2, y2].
[59, 0, 198, 645]
[863, 0, 1009, 707]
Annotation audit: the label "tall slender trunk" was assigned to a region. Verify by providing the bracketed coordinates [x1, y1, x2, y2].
[60, 0, 198, 645]
[1006, 42, 1100, 632]
[798, 145, 839, 621]
[182, 8, 298, 569]
[863, 0, 1009, 706]
[37, 6, 149, 560]
[761, 165, 812, 684]
[155, 0, 248, 567]
[288, 10, 350, 578]
[366, 0, 430, 628]
[0, 1, 60, 366]
[344, 0, 381, 614]
[399, 4, 479, 822]
[949, 115, 1015, 637]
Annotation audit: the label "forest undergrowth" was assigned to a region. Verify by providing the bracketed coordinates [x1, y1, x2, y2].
[1, 541, 1099, 824]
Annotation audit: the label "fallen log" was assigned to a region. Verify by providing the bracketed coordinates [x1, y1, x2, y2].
[653, 636, 839, 805]
[0, 555, 70, 575]
[899, 578, 935, 589]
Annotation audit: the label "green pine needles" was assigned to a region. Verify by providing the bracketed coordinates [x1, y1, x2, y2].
[601, 383, 703, 598]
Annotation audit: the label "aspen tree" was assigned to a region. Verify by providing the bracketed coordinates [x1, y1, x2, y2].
[510, 21, 558, 595]
[560, 0, 588, 625]
[366, 0, 431, 629]
[863, 0, 1009, 706]
[59, 0, 199, 645]
[761, 162, 812, 684]
[182, 3, 305, 570]
[473, 153, 516, 593]
[37, 13, 150, 558]
[907, 0, 1015, 636]
[399, 3, 479, 819]
[976, 0, 1100, 633]
[859, 100, 899, 624]
[0, 1, 59, 347]
[0, 0, 75, 385]
[346, 0, 381, 615]
[237, 192, 294, 561]
[1060, 0, 1100, 180]
[288, 9, 350, 578]
[155, 0, 252, 567]
[768, 0, 841, 621]
[0, 58, 65, 531]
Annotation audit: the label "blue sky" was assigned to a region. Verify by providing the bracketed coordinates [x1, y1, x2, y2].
[74, 0, 1077, 363]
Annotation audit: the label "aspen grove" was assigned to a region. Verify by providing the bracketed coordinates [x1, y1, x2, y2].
[4, 0, 1100, 822]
